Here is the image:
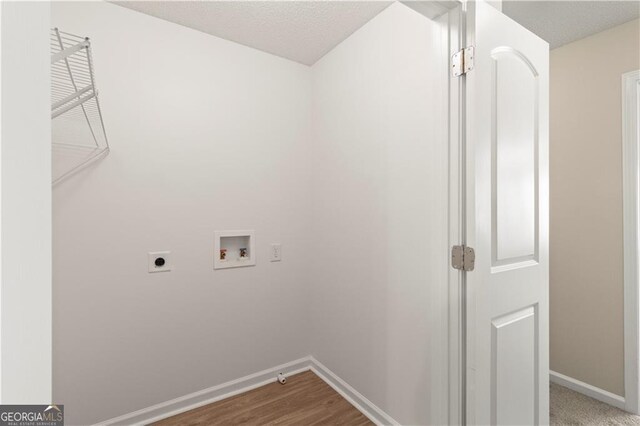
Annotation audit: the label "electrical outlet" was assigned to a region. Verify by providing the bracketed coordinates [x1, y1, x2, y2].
[270, 244, 282, 262]
[148, 251, 171, 273]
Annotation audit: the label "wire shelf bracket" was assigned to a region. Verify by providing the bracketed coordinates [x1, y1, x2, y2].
[51, 28, 110, 186]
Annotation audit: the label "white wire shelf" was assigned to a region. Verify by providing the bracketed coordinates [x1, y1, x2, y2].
[51, 28, 109, 186]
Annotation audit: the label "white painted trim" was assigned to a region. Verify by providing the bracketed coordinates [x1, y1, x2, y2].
[550, 370, 626, 410]
[444, 4, 465, 425]
[623, 69, 640, 415]
[309, 357, 400, 426]
[94, 357, 312, 426]
[93, 356, 399, 426]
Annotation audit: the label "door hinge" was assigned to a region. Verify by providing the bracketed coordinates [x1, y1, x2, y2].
[451, 46, 475, 77]
[451, 245, 475, 271]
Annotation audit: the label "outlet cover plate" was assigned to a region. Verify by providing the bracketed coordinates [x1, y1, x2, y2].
[270, 243, 282, 262]
[148, 251, 171, 273]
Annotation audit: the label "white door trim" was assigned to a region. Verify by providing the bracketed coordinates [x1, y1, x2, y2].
[444, 4, 465, 425]
[398, 3, 465, 424]
[623, 69, 640, 415]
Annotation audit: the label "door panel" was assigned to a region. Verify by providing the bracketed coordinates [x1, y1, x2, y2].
[493, 48, 539, 265]
[466, 1, 549, 425]
[492, 306, 537, 425]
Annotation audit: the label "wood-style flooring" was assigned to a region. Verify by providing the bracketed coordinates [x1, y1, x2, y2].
[152, 371, 373, 426]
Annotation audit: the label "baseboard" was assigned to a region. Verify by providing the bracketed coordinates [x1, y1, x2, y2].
[95, 357, 312, 426]
[309, 357, 399, 426]
[550, 370, 626, 410]
[94, 356, 398, 426]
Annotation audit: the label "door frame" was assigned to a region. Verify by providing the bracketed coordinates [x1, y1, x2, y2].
[400, 2, 468, 423]
[623, 69, 640, 415]
[446, 4, 465, 425]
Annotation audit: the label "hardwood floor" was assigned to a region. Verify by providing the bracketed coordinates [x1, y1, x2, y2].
[152, 371, 373, 426]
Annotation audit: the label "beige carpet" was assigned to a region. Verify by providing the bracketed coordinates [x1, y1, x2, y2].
[551, 383, 640, 425]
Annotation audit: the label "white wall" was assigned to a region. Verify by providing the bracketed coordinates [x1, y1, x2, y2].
[1, 1, 52, 404]
[52, 2, 450, 424]
[51, 2, 312, 424]
[310, 4, 449, 425]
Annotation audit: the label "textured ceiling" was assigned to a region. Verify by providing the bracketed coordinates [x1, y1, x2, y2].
[113, 1, 640, 62]
[503, 1, 640, 49]
[113, 1, 392, 65]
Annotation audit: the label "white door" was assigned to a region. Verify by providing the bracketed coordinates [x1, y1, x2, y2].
[465, 1, 549, 425]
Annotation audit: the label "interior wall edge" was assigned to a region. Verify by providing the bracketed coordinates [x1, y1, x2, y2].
[622, 68, 640, 415]
[0, 0, 52, 404]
